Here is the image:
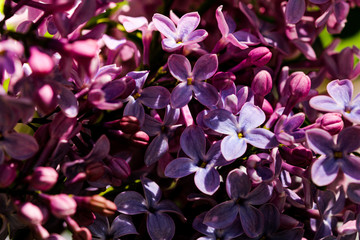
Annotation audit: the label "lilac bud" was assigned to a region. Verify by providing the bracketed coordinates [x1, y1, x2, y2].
[130, 131, 149, 147]
[46, 234, 67, 240]
[107, 157, 131, 180]
[0, 163, 16, 188]
[74, 195, 117, 216]
[29, 167, 58, 191]
[85, 162, 105, 182]
[210, 71, 236, 91]
[18, 202, 44, 225]
[73, 227, 92, 240]
[315, 113, 344, 135]
[279, 145, 313, 168]
[43, 194, 77, 218]
[251, 69, 272, 96]
[248, 47, 272, 67]
[289, 72, 311, 99]
[119, 116, 140, 134]
[28, 47, 54, 75]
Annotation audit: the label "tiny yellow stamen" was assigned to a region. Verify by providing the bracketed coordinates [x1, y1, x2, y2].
[200, 162, 207, 168]
[334, 151, 343, 158]
[237, 132, 243, 139]
[133, 92, 141, 99]
[187, 77, 193, 85]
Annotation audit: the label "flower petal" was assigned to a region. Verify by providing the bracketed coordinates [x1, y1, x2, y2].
[305, 128, 335, 155]
[180, 125, 206, 160]
[245, 128, 277, 149]
[221, 135, 247, 161]
[192, 54, 218, 81]
[226, 169, 251, 199]
[164, 157, 197, 178]
[170, 82, 193, 108]
[327, 79, 353, 106]
[168, 54, 191, 82]
[285, 0, 305, 24]
[203, 109, 238, 135]
[147, 212, 175, 240]
[2, 133, 39, 160]
[337, 126, 360, 153]
[152, 13, 176, 39]
[111, 215, 138, 238]
[193, 82, 219, 107]
[140, 86, 170, 109]
[203, 201, 239, 229]
[239, 205, 264, 238]
[309, 95, 344, 112]
[114, 191, 147, 215]
[238, 102, 265, 132]
[311, 156, 339, 186]
[144, 134, 169, 166]
[194, 167, 220, 195]
[341, 155, 360, 182]
[177, 12, 200, 39]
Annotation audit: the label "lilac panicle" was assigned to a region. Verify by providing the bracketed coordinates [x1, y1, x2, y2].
[309, 79, 360, 124]
[306, 126, 360, 186]
[115, 177, 183, 240]
[204, 169, 273, 238]
[168, 53, 219, 108]
[164, 125, 230, 195]
[152, 12, 208, 52]
[203, 102, 278, 161]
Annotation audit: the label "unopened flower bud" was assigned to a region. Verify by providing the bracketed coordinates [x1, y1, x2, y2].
[46, 234, 67, 240]
[130, 131, 149, 147]
[18, 202, 44, 225]
[289, 72, 311, 99]
[248, 47, 272, 67]
[107, 157, 131, 180]
[85, 162, 105, 182]
[316, 113, 344, 135]
[210, 72, 236, 91]
[279, 145, 313, 168]
[74, 195, 117, 216]
[251, 69, 272, 96]
[0, 163, 16, 188]
[29, 167, 58, 191]
[119, 116, 140, 134]
[29, 47, 54, 75]
[43, 194, 77, 218]
[73, 227, 92, 240]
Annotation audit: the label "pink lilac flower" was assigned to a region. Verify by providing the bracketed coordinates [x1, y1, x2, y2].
[309, 79, 360, 124]
[306, 126, 360, 186]
[168, 53, 219, 108]
[152, 11, 208, 52]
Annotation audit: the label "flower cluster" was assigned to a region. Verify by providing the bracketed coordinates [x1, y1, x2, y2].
[1, 0, 360, 239]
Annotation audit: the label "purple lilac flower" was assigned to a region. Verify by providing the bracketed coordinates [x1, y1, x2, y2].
[168, 53, 219, 108]
[152, 12, 208, 52]
[203, 102, 278, 161]
[309, 79, 360, 124]
[142, 105, 182, 166]
[204, 169, 273, 238]
[164, 125, 230, 195]
[246, 153, 275, 184]
[87, 214, 138, 239]
[114, 177, 184, 240]
[192, 211, 243, 240]
[306, 126, 360, 186]
[274, 113, 306, 145]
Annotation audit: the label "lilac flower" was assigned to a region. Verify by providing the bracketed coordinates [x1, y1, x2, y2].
[124, 70, 170, 126]
[309, 79, 360, 124]
[87, 214, 138, 239]
[0, 39, 24, 82]
[204, 169, 273, 238]
[306, 127, 360, 186]
[114, 177, 183, 240]
[192, 212, 243, 240]
[274, 113, 306, 145]
[203, 102, 278, 161]
[212, 5, 260, 53]
[246, 153, 275, 184]
[168, 54, 219, 108]
[142, 105, 182, 166]
[164, 125, 230, 195]
[152, 12, 208, 52]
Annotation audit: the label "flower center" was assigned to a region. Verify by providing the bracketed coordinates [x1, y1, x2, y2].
[334, 151, 343, 159]
[133, 92, 141, 99]
[187, 77, 193, 85]
[237, 132, 243, 139]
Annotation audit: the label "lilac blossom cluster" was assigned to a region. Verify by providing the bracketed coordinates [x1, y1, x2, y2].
[2, 0, 360, 239]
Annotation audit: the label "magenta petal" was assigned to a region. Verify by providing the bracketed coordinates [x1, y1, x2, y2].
[140, 86, 170, 109]
[221, 135, 247, 161]
[305, 128, 334, 155]
[170, 82, 193, 108]
[239, 205, 263, 238]
[327, 79, 353, 106]
[193, 82, 219, 107]
[192, 54, 218, 81]
[2, 133, 38, 160]
[194, 167, 220, 195]
[311, 156, 339, 186]
[162, 38, 182, 52]
[204, 201, 239, 229]
[177, 12, 200, 39]
[147, 212, 175, 240]
[184, 29, 208, 44]
[57, 86, 78, 118]
[309, 95, 343, 112]
[216, 5, 229, 36]
[152, 13, 176, 39]
[114, 191, 147, 215]
[165, 157, 197, 178]
[226, 169, 251, 199]
[285, 0, 305, 24]
[180, 125, 206, 160]
[168, 54, 191, 81]
[229, 31, 260, 47]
